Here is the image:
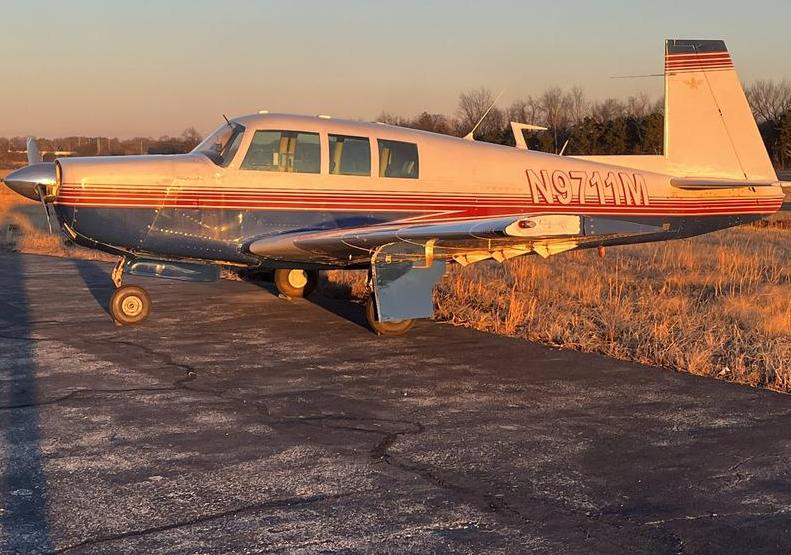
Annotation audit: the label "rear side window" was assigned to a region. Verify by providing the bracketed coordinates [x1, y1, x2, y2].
[378, 139, 419, 178]
[329, 135, 371, 176]
[241, 130, 320, 173]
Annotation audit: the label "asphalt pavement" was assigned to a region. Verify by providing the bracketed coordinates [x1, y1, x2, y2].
[0, 253, 790, 554]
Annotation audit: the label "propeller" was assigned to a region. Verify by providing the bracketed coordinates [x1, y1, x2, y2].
[26, 136, 43, 165]
[1, 137, 58, 233]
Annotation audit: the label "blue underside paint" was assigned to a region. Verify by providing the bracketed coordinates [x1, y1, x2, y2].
[53, 204, 764, 267]
[54, 205, 418, 264]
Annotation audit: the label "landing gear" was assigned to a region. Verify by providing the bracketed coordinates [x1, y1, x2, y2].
[109, 257, 151, 326]
[109, 285, 151, 326]
[365, 295, 415, 336]
[274, 269, 318, 298]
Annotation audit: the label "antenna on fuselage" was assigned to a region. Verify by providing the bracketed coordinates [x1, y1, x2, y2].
[608, 73, 663, 79]
[464, 89, 505, 141]
[222, 114, 231, 127]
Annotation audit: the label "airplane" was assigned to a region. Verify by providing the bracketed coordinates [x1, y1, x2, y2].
[3, 39, 787, 335]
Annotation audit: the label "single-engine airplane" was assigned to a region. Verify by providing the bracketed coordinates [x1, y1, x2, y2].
[3, 40, 787, 335]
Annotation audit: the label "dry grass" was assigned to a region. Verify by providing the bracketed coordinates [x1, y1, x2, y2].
[3, 180, 790, 391]
[323, 216, 791, 392]
[0, 184, 113, 261]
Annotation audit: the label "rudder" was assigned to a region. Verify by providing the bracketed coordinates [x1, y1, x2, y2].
[664, 39, 776, 182]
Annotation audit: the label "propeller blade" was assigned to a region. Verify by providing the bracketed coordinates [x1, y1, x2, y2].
[35, 184, 53, 234]
[26, 137, 43, 165]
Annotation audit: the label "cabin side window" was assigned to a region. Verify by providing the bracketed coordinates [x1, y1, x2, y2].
[241, 130, 321, 173]
[328, 135, 371, 176]
[378, 139, 419, 179]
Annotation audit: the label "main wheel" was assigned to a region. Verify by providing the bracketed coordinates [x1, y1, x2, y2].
[365, 296, 415, 336]
[109, 285, 151, 326]
[274, 269, 318, 298]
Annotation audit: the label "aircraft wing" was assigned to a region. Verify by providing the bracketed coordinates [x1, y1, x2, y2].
[245, 214, 584, 263]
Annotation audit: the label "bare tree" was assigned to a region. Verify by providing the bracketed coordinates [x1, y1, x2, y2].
[507, 97, 542, 126]
[565, 87, 588, 125]
[626, 93, 654, 118]
[538, 87, 572, 130]
[181, 127, 202, 149]
[745, 79, 791, 123]
[456, 87, 505, 142]
[591, 98, 626, 124]
[376, 112, 407, 126]
[409, 112, 454, 135]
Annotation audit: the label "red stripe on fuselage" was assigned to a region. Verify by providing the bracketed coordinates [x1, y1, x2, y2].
[55, 183, 784, 220]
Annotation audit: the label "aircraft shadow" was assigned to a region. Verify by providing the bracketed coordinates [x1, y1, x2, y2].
[73, 261, 370, 332]
[73, 259, 115, 315]
[239, 273, 369, 331]
[0, 253, 53, 552]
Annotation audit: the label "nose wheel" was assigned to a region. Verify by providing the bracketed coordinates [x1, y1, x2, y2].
[109, 285, 151, 326]
[109, 257, 151, 326]
[274, 269, 318, 298]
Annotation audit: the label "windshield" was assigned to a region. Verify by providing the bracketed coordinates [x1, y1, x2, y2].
[193, 122, 246, 167]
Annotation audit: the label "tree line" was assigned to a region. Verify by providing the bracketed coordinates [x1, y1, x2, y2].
[1, 80, 789, 169]
[0, 128, 203, 168]
[380, 79, 791, 168]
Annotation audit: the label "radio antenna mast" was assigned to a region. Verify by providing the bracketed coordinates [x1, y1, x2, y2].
[464, 89, 505, 141]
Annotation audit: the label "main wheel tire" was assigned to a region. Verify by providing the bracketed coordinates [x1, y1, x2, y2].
[274, 269, 318, 298]
[109, 285, 151, 326]
[365, 296, 415, 336]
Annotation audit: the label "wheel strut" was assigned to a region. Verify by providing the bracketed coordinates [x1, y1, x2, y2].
[112, 257, 127, 288]
[109, 257, 151, 326]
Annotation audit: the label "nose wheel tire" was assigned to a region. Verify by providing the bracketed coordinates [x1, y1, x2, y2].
[365, 296, 415, 336]
[274, 269, 318, 298]
[110, 285, 151, 326]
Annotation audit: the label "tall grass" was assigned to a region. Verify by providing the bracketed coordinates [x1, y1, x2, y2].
[434, 224, 791, 391]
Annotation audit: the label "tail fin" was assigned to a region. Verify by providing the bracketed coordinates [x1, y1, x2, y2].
[664, 39, 776, 182]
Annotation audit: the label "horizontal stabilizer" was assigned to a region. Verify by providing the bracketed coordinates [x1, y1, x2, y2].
[671, 177, 779, 190]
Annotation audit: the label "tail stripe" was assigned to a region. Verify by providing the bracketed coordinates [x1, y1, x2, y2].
[665, 52, 734, 73]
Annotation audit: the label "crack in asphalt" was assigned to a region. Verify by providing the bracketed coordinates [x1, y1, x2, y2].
[0, 386, 176, 411]
[642, 507, 791, 527]
[1, 329, 552, 533]
[50, 492, 353, 554]
[0, 334, 199, 411]
[1, 326, 771, 552]
[293, 414, 540, 527]
[387, 453, 534, 525]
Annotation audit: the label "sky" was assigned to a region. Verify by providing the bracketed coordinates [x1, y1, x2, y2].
[1, 0, 789, 138]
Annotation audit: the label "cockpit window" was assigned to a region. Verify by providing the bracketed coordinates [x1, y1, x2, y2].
[193, 122, 246, 167]
[240, 130, 321, 173]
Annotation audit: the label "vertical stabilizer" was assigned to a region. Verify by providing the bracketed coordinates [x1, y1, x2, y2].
[664, 39, 776, 181]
